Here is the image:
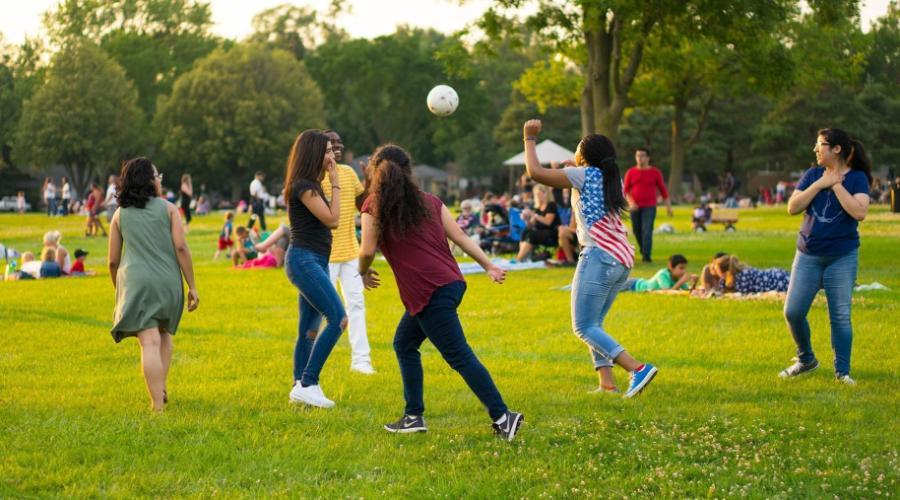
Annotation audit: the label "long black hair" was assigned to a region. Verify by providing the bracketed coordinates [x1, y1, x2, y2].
[817, 128, 872, 184]
[369, 144, 430, 242]
[284, 129, 329, 202]
[575, 134, 628, 215]
[116, 157, 159, 209]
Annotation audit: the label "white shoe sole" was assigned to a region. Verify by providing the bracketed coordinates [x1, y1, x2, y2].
[289, 391, 335, 408]
[384, 425, 428, 433]
[624, 367, 658, 398]
[351, 365, 376, 375]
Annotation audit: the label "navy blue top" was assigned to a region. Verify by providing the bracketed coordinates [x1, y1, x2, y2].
[796, 167, 869, 256]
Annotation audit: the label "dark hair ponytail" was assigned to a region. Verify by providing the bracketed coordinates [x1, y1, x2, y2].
[576, 134, 628, 215]
[817, 128, 872, 184]
[370, 144, 430, 242]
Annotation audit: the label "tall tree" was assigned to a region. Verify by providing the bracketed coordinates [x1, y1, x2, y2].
[633, 1, 795, 196]
[15, 42, 143, 195]
[154, 43, 326, 198]
[248, 2, 348, 60]
[43, 0, 219, 118]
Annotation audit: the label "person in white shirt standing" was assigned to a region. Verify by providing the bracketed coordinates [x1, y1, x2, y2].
[321, 129, 374, 374]
[249, 171, 268, 231]
[61, 177, 72, 216]
[105, 175, 119, 223]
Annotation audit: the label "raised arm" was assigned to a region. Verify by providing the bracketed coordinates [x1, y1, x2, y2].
[440, 205, 506, 284]
[301, 160, 341, 228]
[787, 171, 837, 215]
[168, 202, 199, 311]
[522, 119, 573, 189]
[108, 209, 123, 287]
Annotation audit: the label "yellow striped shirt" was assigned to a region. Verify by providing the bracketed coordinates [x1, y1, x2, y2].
[321, 164, 364, 262]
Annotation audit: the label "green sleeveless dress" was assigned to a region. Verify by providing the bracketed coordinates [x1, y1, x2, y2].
[111, 197, 184, 342]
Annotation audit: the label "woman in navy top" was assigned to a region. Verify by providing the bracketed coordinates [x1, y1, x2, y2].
[781, 128, 871, 384]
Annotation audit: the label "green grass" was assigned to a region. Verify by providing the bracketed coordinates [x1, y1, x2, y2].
[2, 207, 898, 498]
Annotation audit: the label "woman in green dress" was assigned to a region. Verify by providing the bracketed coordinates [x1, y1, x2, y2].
[108, 157, 200, 412]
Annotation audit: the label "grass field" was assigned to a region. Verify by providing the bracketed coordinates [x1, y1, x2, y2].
[1, 206, 898, 498]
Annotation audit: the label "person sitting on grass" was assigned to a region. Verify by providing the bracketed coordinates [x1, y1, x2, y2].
[40, 247, 62, 278]
[18, 251, 40, 279]
[213, 211, 235, 261]
[620, 254, 696, 292]
[69, 248, 95, 275]
[231, 226, 258, 267]
[712, 255, 790, 294]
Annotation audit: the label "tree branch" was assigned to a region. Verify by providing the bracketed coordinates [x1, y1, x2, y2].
[686, 94, 715, 148]
[619, 16, 656, 95]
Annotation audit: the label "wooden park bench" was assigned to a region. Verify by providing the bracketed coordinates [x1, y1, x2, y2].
[710, 206, 739, 231]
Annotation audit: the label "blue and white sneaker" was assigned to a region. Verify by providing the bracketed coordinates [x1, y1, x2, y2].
[624, 363, 658, 398]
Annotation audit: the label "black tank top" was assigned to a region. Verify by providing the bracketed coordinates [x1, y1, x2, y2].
[288, 181, 332, 257]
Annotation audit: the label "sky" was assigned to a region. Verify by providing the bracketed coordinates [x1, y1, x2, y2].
[0, 0, 495, 44]
[0, 0, 892, 45]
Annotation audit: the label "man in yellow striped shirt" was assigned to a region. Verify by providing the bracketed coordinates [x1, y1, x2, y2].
[322, 130, 374, 374]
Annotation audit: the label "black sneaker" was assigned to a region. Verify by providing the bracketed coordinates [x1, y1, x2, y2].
[779, 359, 819, 378]
[492, 411, 524, 442]
[384, 414, 427, 433]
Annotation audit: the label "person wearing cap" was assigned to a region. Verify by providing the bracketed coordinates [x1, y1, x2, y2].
[70, 249, 90, 274]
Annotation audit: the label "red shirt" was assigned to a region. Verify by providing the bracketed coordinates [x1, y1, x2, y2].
[362, 193, 464, 316]
[623, 166, 669, 208]
[70, 260, 84, 273]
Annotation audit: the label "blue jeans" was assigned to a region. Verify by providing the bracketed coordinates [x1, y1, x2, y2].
[393, 281, 508, 420]
[285, 246, 346, 386]
[629, 206, 656, 261]
[571, 247, 629, 369]
[783, 248, 858, 376]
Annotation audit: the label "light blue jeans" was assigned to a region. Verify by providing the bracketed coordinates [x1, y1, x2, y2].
[571, 247, 629, 369]
[783, 248, 858, 376]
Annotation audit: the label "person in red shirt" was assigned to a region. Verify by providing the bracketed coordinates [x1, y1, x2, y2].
[623, 148, 672, 263]
[70, 248, 88, 274]
[358, 144, 523, 441]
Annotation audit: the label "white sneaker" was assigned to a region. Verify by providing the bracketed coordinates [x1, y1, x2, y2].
[289, 383, 335, 408]
[350, 362, 376, 375]
[836, 374, 857, 386]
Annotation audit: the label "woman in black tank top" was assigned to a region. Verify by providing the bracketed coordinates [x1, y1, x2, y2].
[282, 129, 347, 409]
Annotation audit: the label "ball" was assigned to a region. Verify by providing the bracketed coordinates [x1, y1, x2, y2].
[426, 85, 459, 116]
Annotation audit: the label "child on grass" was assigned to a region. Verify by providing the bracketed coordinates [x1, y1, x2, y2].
[69, 248, 95, 275]
[621, 254, 696, 292]
[214, 211, 234, 261]
[712, 255, 789, 294]
[231, 226, 258, 266]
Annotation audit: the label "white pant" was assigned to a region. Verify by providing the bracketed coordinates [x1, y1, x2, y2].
[329, 259, 371, 365]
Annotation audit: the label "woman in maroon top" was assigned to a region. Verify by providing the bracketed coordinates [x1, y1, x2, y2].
[358, 144, 523, 441]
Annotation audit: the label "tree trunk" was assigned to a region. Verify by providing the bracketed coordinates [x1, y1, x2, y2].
[580, 81, 594, 137]
[668, 97, 687, 199]
[230, 178, 243, 202]
[68, 163, 94, 200]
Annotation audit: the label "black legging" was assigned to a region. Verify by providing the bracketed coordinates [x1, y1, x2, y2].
[180, 192, 192, 224]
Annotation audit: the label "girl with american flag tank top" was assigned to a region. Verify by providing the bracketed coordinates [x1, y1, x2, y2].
[521, 119, 658, 398]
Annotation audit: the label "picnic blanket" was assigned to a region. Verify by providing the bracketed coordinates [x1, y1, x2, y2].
[458, 258, 547, 275]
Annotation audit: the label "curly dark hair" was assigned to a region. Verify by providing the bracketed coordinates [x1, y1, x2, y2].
[575, 134, 628, 215]
[369, 144, 430, 242]
[116, 157, 160, 209]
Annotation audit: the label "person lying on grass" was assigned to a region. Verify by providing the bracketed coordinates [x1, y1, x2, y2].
[619, 254, 697, 292]
[711, 255, 790, 294]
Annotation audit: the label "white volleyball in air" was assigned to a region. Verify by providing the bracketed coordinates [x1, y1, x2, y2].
[426, 84, 459, 116]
